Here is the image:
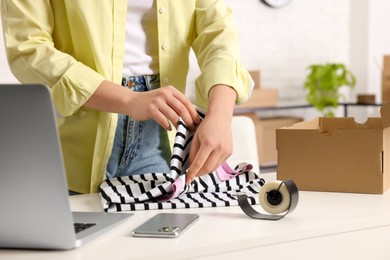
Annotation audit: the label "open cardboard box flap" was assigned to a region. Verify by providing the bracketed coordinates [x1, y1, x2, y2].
[380, 102, 390, 128]
[276, 103, 390, 194]
[287, 102, 390, 133]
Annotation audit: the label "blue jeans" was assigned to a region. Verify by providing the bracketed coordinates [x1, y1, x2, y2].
[105, 74, 171, 178]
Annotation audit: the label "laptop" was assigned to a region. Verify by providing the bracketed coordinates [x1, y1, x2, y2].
[0, 84, 132, 250]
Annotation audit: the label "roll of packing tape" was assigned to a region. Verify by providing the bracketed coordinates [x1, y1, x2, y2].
[259, 180, 291, 214]
[236, 179, 298, 220]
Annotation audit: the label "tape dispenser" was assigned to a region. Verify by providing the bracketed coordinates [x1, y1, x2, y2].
[236, 179, 299, 220]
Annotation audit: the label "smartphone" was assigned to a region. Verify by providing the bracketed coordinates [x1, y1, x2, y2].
[132, 213, 199, 238]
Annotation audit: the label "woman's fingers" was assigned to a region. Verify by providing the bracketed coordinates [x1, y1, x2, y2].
[170, 89, 201, 128]
[186, 115, 233, 185]
[132, 86, 200, 130]
[186, 136, 231, 185]
[186, 142, 213, 185]
[186, 148, 227, 185]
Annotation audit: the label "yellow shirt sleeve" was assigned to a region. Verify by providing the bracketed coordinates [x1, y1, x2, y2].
[1, 0, 107, 117]
[192, 0, 254, 109]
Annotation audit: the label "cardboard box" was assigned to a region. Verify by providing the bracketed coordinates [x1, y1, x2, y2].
[236, 70, 279, 108]
[357, 94, 376, 104]
[382, 56, 390, 102]
[236, 88, 279, 109]
[276, 102, 390, 194]
[243, 114, 302, 166]
[248, 70, 261, 89]
[382, 73, 390, 102]
[236, 70, 278, 108]
[384, 55, 390, 71]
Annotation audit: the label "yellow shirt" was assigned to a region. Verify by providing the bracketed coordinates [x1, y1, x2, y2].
[1, 0, 253, 193]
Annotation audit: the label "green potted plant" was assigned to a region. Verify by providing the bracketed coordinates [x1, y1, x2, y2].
[304, 63, 356, 117]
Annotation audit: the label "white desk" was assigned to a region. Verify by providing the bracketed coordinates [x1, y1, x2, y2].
[2, 173, 390, 260]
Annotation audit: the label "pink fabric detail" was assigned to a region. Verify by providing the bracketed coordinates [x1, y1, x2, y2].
[171, 177, 184, 198]
[159, 162, 254, 202]
[216, 161, 239, 181]
[236, 163, 253, 172]
[159, 176, 184, 202]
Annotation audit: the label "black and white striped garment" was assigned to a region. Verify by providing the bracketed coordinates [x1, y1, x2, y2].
[99, 115, 265, 212]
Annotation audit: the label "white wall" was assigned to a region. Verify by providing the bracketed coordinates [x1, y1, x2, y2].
[238, 0, 351, 102]
[188, 0, 352, 105]
[0, 23, 18, 83]
[350, 0, 390, 101]
[350, 0, 369, 97]
[2, 0, 390, 111]
[367, 0, 390, 99]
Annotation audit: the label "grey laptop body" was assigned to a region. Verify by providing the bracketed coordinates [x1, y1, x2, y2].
[0, 84, 132, 250]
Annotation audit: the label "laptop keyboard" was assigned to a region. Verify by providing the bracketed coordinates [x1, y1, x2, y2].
[74, 223, 96, 233]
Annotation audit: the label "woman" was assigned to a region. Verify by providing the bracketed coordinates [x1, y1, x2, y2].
[1, 0, 253, 193]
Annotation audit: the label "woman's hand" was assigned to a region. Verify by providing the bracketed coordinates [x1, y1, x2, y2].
[84, 80, 200, 131]
[185, 85, 237, 185]
[128, 85, 200, 131]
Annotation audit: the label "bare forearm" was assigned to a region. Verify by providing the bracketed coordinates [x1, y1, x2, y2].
[185, 84, 237, 185]
[84, 80, 133, 115]
[83, 80, 200, 130]
[206, 84, 237, 120]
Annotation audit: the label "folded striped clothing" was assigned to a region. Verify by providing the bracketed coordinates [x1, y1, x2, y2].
[99, 116, 265, 212]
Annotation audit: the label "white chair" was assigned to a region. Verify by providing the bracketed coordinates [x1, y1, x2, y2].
[228, 116, 260, 174]
[229, 115, 278, 184]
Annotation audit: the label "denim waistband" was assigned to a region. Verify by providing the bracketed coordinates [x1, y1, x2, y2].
[121, 74, 160, 92]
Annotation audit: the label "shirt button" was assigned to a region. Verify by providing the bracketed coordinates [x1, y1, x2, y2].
[161, 43, 168, 50]
[159, 7, 166, 14]
[162, 77, 169, 84]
